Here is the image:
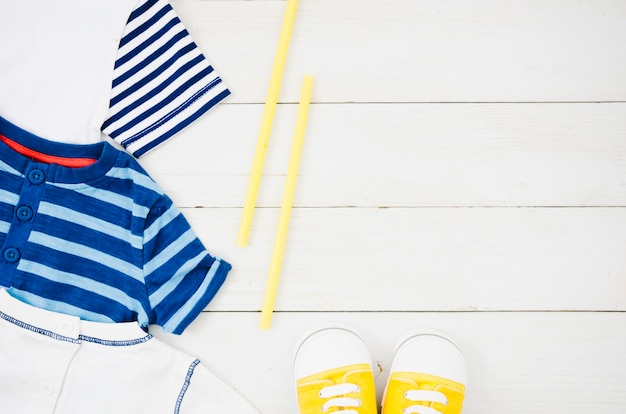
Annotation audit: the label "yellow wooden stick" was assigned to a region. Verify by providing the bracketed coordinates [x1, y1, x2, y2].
[260, 75, 314, 330]
[238, 0, 299, 247]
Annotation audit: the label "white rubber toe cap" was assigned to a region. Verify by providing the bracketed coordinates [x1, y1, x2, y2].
[390, 329, 468, 386]
[294, 324, 373, 380]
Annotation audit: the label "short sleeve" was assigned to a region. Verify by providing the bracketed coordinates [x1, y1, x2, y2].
[102, 0, 230, 158]
[143, 195, 231, 334]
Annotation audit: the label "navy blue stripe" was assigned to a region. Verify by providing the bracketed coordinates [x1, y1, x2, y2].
[131, 88, 230, 157]
[119, 1, 172, 49]
[108, 66, 217, 138]
[110, 49, 201, 108]
[109, 58, 210, 128]
[126, 0, 159, 25]
[112, 29, 188, 89]
[116, 16, 180, 69]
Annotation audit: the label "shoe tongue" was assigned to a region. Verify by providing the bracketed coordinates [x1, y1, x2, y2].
[320, 382, 359, 398]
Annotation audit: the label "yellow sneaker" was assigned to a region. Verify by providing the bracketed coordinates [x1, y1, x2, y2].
[381, 330, 468, 414]
[294, 325, 377, 414]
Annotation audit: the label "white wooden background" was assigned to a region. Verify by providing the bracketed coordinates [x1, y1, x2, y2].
[144, 1, 626, 413]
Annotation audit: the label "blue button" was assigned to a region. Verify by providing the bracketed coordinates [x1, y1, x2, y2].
[28, 168, 45, 184]
[16, 205, 34, 221]
[3, 248, 20, 263]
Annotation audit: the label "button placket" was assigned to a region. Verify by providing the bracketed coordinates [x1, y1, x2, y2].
[0, 163, 48, 271]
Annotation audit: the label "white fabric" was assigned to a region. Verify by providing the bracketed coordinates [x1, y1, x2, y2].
[0, 0, 136, 145]
[0, 289, 259, 414]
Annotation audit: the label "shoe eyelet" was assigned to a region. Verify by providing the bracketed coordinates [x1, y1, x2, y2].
[404, 391, 410, 399]
[355, 385, 361, 393]
[355, 399, 362, 407]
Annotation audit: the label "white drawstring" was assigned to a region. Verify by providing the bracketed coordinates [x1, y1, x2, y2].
[402, 389, 448, 414]
[318, 383, 361, 413]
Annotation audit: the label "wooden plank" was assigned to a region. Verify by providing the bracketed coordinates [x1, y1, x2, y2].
[152, 311, 626, 414]
[171, 0, 626, 103]
[141, 102, 626, 208]
[185, 207, 626, 312]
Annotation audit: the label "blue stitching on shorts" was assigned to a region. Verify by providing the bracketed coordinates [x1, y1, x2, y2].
[0, 310, 153, 346]
[0, 310, 79, 344]
[175, 359, 201, 413]
[78, 333, 153, 346]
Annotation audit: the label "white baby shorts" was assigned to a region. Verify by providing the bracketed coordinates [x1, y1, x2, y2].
[0, 288, 258, 413]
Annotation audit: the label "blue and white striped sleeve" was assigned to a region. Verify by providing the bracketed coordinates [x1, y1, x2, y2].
[102, 0, 230, 158]
[143, 195, 231, 334]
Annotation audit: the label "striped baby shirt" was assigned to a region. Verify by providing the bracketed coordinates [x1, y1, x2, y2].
[0, 115, 230, 335]
[0, 0, 229, 157]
